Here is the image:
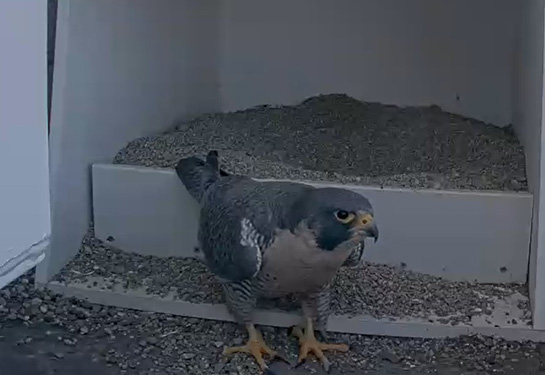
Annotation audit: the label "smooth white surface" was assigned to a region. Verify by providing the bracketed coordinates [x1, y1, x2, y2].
[44, 0, 538, 285]
[513, 0, 545, 329]
[536, 63, 545, 329]
[536, 67, 545, 329]
[0, 0, 50, 288]
[92, 164, 533, 283]
[92, 164, 201, 258]
[48, 280, 545, 341]
[219, 0, 518, 126]
[535, 1, 545, 331]
[37, 0, 220, 282]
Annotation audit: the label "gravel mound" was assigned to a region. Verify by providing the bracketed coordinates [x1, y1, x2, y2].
[1, 271, 542, 375]
[55, 230, 531, 327]
[113, 94, 527, 191]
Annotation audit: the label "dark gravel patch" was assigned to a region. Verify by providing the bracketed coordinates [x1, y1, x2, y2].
[55, 230, 531, 327]
[1, 270, 543, 375]
[113, 94, 527, 191]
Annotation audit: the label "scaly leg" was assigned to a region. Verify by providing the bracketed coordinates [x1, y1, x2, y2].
[223, 323, 284, 372]
[290, 317, 349, 371]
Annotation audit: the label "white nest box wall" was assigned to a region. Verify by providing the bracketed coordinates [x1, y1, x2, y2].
[513, 0, 545, 330]
[219, 0, 518, 126]
[37, 0, 220, 282]
[41, 0, 538, 285]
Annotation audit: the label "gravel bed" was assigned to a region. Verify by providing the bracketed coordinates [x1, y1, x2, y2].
[113, 94, 527, 191]
[55, 230, 531, 327]
[1, 270, 543, 375]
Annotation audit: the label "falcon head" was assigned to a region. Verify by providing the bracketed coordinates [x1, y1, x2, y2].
[291, 187, 379, 252]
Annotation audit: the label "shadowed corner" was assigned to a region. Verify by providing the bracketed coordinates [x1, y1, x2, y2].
[268, 357, 336, 375]
[265, 361, 295, 375]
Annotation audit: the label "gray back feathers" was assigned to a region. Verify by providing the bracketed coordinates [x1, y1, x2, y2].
[176, 151, 313, 281]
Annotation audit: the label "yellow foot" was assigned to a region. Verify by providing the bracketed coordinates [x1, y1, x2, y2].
[290, 320, 349, 372]
[223, 324, 287, 372]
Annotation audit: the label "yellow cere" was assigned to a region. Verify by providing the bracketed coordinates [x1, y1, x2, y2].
[359, 213, 373, 226]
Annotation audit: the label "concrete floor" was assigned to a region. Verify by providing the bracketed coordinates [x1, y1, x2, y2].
[0, 321, 469, 375]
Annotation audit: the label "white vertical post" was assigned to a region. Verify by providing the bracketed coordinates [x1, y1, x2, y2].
[0, 0, 50, 288]
[533, 1, 545, 330]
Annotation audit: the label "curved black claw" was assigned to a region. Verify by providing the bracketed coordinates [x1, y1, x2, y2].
[273, 352, 292, 366]
[293, 358, 307, 369]
[287, 325, 297, 337]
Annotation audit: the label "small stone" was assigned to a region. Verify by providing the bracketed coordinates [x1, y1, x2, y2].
[147, 337, 158, 345]
[39, 304, 48, 313]
[80, 326, 89, 335]
[53, 352, 65, 359]
[138, 340, 147, 347]
[44, 312, 55, 322]
[181, 353, 196, 360]
[380, 348, 400, 363]
[0, 297, 6, 306]
[214, 363, 225, 373]
[213, 341, 224, 348]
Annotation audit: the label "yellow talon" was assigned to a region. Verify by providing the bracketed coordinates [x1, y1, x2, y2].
[223, 323, 278, 372]
[291, 318, 349, 371]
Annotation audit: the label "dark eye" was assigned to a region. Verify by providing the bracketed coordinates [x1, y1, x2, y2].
[334, 210, 355, 224]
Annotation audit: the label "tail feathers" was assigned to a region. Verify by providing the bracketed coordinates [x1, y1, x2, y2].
[204, 150, 231, 177]
[206, 150, 219, 170]
[175, 151, 225, 203]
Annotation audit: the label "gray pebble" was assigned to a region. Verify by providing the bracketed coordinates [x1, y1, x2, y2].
[181, 353, 196, 360]
[1, 245, 539, 374]
[114, 94, 526, 192]
[53, 352, 65, 359]
[380, 348, 401, 363]
[213, 341, 224, 348]
[57, 232, 529, 327]
[213, 363, 225, 373]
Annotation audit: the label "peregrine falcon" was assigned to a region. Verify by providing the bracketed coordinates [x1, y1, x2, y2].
[176, 151, 378, 373]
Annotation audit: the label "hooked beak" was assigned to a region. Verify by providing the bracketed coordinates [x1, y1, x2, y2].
[366, 222, 379, 243]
